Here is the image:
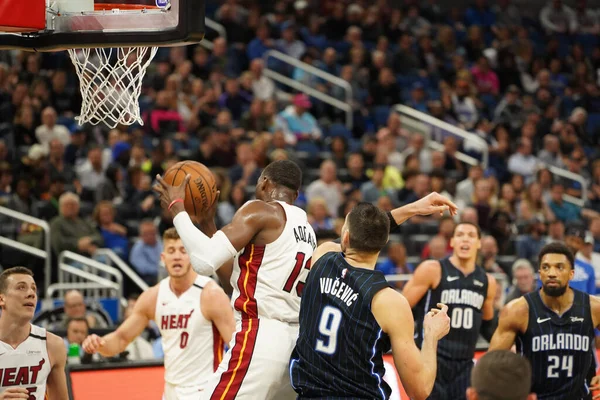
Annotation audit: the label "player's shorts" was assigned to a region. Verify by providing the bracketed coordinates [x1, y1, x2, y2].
[201, 317, 298, 400]
[427, 356, 473, 400]
[163, 382, 204, 400]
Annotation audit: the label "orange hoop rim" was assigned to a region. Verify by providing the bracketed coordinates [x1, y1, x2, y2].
[94, 3, 161, 11]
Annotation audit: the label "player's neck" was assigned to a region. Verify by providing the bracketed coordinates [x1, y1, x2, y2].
[449, 254, 476, 273]
[343, 250, 378, 270]
[0, 316, 31, 348]
[169, 273, 197, 297]
[540, 288, 574, 316]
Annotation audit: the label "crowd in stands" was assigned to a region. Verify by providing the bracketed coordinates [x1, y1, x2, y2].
[2, 0, 600, 361]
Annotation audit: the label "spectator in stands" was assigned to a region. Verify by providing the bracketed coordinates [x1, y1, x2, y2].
[471, 178, 496, 232]
[76, 146, 106, 200]
[494, 0, 522, 27]
[50, 69, 78, 117]
[540, 0, 577, 34]
[306, 160, 343, 218]
[129, 220, 162, 286]
[428, 235, 449, 260]
[218, 78, 250, 122]
[93, 201, 129, 260]
[229, 141, 261, 187]
[505, 259, 537, 303]
[507, 138, 538, 182]
[48, 139, 77, 191]
[275, 94, 322, 146]
[249, 59, 275, 101]
[64, 317, 93, 363]
[307, 198, 334, 231]
[63, 290, 104, 329]
[422, 217, 455, 259]
[537, 134, 564, 168]
[590, 218, 600, 253]
[360, 164, 395, 204]
[376, 242, 413, 289]
[96, 164, 124, 205]
[35, 107, 70, 151]
[13, 105, 37, 147]
[276, 21, 306, 60]
[456, 165, 484, 208]
[493, 85, 524, 131]
[517, 217, 548, 266]
[579, 232, 600, 292]
[561, 223, 595, 295]
[472, 56, 500, 96]
[548, 182, 581, 222]
[400, 133, 433, 174]
[50, 192, 103, 257]
[369, 67, 400, 107]
[341, 153, 369, 191]
[479, 235, 505, 274]
[451, 79, 479, 129]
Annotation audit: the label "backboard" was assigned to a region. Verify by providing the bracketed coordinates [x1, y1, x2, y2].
[0, 0, 205, 51]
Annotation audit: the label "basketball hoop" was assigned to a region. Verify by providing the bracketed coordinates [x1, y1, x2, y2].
[0, 0, 205, 128]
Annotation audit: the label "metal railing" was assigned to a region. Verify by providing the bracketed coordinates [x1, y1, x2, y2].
[546, 165, 587, 207]
[200, 17, 227, 50]
[262, 50, 354, 130]
[58, 251, 123, 301]
[0, 206, 51, 297]
[394, 105, 489, 168]
[95, 248, 149, 292]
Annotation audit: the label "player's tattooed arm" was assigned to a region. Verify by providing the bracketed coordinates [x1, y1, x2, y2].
[46, 332, 68, 400]
[402, 260, 441, 308]
[488, 297, 528, 351]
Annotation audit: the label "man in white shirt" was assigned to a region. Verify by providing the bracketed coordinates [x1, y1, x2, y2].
[249, 59, 275, 101]
[305, 160, 343, 218]
[507, 137, 538, 181]
[35, 106, 71, 151]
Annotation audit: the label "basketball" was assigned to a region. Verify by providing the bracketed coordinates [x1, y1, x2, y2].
[162, 161, 218, 220]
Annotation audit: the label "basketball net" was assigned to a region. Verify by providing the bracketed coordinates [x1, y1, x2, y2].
[68, 46, 158, 128]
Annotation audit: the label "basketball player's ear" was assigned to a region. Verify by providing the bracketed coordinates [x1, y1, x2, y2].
[465, 387, 478, 400]
[341, 229, 350, 248]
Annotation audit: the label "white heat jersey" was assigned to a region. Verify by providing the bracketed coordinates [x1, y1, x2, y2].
[230, 201, 316, 323]
[0, 325, 51, 400]
[155, 275, 224, 387]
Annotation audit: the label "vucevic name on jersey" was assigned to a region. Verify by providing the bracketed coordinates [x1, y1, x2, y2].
[517, 289, 595, 400]
[414, 257, 488, 360]
[291, 252, 392, 399]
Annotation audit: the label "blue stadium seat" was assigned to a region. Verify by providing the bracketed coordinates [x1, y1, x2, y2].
[373, 106, 391, 128]
[327, 123, 353, 140]
[295, 140, 320, 155]
[586, 113, 600, 134]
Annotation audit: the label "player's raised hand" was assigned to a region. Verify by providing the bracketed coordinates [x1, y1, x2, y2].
[590, 374, 600, 398]
[153, 174, 190, 210]
[82, 334, 105, 354]
[0, 388, 31, 399]
[423, 303, 451, 340]
[411, 192, 459, 217]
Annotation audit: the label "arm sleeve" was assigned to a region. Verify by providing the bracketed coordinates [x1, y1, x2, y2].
[172, 212, 238, 276]
[480, 314, 498, 342]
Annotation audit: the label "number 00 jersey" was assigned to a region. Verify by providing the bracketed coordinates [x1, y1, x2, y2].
[290, 252, 392, 399]
[155, 275, 224, 387]
[516, 289, 595, 400]
[0, 325, 51, 400]
[413, 257, 489, 360]
[230, 201, 316, 323]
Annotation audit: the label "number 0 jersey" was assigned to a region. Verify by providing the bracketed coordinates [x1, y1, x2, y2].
[0, 325, 51, 400]
[155, 275, 224, 387]
[516, 289, 595, 400]
[230, 201, 316, 323]
[290, 252, 392, 399]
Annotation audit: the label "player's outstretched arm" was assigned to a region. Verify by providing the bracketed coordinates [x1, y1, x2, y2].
[373, 289, 450, 400]
[82, 287, 156, 357]
[388, 192, 458, 230]
[401, 260, 440, 308]
[488, 297, 528, 351]
[201, 281, 236, 344]
[46, 332, 68, 400]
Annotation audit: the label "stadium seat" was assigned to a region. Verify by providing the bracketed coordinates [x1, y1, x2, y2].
[327, 123, 353, 140]
[372, 106, 391, 128]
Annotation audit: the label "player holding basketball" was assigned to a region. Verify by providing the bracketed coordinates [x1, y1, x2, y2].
[290, 203, 450, 400]
[82, 228, 235, 400]
[402, 222, 498, 400]
[0, 267, 68, 400]
[154, 159, 459, 399]
[490, 242, 600, 399]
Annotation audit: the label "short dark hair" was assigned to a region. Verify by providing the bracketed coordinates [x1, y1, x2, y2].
[262, 160, 303, 191]
[471, 350, 532, 400]
[346, 203, 389, 254]
[538, 242, 575, 270]
[452, 222, 482, 239]
[0, 267, 34, 294]
[67, 316, 89, 330]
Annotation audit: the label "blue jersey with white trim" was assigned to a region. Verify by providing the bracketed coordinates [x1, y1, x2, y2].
[290, 252, 392, 399]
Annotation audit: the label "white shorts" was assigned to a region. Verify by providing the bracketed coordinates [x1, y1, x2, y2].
[201, 318, 298, 400]
[163, 382, 204, 400]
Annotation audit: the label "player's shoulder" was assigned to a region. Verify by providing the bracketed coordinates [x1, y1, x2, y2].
[236, 200, 284, 224]
[313, 242, 341, 264]
[372, 288, 411, 331]
[200, 279, 227, 301]
[373, 287, 409, 312]
[589, 294, 600, 316]
[500, 296, 530, 324]
[136, 284, 161, 315]
[45, 331, 67, 366]
[412, 259, 442, 282]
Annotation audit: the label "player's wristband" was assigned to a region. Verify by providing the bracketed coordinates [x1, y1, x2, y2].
[386, 211, 399, 233]
[168, 198, 184, 211]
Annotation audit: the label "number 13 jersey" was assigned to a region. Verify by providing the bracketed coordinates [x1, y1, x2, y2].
[516, 289, 595, 400]
[155, 275, 224, 388]
[230, 201, 316, 323]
